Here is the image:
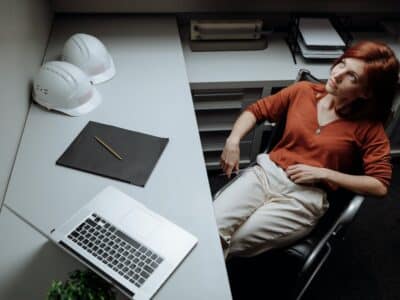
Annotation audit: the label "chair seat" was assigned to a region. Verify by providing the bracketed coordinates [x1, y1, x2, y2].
[226, 224, 333, 300]
[283, 191, 352, 270]
[284, 236, 324, 264]
[226, 190, 361, 299]
[282, 228, 332, 282]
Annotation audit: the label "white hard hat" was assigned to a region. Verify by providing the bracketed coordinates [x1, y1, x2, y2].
[32, 61, 102, 116]
[61, 33, 116, 84]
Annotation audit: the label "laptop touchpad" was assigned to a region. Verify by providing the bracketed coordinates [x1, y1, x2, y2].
[121, 209, 161, 238]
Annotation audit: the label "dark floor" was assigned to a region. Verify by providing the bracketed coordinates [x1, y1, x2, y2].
[208, 161, 400, 300]
[302, 161, 400, 300]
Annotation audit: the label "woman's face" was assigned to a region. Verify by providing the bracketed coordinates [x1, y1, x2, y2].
[326, 58, 368, 103]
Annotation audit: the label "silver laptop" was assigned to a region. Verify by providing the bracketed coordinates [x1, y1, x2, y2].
[50, 186, 197, 300]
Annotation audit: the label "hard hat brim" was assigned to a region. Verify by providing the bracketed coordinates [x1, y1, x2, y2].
[59, 87, 102, 117]
[90, 55, 116, 84]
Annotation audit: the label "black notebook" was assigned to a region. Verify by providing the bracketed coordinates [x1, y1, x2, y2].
[56, 121, 169, 187]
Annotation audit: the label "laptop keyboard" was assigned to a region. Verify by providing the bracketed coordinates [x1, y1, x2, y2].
[67, 213, 164, 288]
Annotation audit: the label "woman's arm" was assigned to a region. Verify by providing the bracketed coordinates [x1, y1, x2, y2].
[221, 83, 301, 178]
[220, 111, 257, 178]
[286, 164, 388, 197]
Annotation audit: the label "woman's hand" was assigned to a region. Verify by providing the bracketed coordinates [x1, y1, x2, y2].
[286, 164, 328, 184]
[220, 137, 240, 178]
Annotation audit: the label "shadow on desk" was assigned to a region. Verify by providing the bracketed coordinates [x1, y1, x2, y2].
[0, 242, 82, 300]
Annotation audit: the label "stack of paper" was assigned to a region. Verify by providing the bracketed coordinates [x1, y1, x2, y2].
[297, 18, 345, 59]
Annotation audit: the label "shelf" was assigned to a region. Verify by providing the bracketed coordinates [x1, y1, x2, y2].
[200, 130, 254, 143]
[191, 87, 263, 170]
[192, 91, 245, 99]
[198, 124, 233, 132]
[205, 159, 251, 170]
[203, 142, 251, 170]
[202, 140, 252, 153]
[196, 109, 239, 131]
[194, 100, 242, 110]
[202, 143, 225, 152]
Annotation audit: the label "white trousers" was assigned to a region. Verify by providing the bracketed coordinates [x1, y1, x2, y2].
[214, 154, 329, 259]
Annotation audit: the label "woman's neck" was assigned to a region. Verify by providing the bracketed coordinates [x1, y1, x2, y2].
[321, 94, 348, 111]
[320, 94, 336, 110]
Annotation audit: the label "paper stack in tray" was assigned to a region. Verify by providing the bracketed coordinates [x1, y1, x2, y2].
[297, 18, 346, 59]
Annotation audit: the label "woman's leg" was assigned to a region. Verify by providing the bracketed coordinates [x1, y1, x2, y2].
[213, 166, 268, 255]
[227, 194, 319, 258]
[222, 155, 328, 258]
[214, 160, 327, 259]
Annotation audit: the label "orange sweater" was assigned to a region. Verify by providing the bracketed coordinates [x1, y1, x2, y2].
[246, 81, 392, 189]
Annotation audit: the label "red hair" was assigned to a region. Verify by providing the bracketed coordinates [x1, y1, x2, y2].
[332, 41, 399, 123]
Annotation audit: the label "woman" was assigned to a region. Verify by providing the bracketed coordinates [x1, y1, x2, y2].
[214, 41, 399, 259]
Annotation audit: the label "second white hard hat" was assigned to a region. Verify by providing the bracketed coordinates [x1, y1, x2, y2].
[32, 61, 102, 116]
[61, 33, 116, 84]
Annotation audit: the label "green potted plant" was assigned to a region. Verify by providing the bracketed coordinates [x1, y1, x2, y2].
[47, 269, 116, 300]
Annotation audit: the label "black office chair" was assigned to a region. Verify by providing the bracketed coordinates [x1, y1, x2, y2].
[214, 69, 365, 300]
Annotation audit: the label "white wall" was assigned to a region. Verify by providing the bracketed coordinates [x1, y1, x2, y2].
[0, 0, 53, 209]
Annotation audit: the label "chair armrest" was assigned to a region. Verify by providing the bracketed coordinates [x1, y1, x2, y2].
[213, 173, 241, 200]
[332, 195, 364, 235]
[213, 162, 257, 200]
[299, 194, 364, 274]
[296, 69, 324, 83]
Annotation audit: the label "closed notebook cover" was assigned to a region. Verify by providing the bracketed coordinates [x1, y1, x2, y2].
[56, 121, 169, 187]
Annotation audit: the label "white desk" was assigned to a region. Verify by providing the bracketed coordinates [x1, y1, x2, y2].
[181, 31, 331, 90]
[182, 30, 400, 90]
[2, 14, 399, 300]
[2, 15, 231, 300]
[0, 207, 83, 299]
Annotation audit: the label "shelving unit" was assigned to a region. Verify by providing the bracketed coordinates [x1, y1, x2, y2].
[191, 87, 264, 170]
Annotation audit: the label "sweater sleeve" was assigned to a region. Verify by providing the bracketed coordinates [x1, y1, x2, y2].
[357, 122, 392, 188]
[245, 82, 304, 122]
